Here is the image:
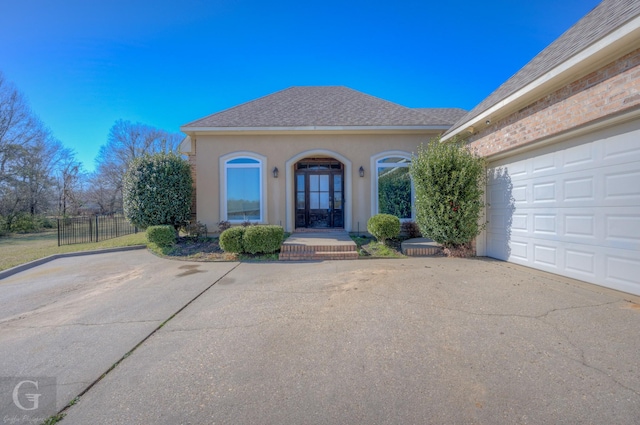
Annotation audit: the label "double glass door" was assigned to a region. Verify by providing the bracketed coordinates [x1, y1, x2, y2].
[295, 161, 344, 228]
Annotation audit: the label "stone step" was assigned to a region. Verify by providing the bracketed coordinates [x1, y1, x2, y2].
[402, 246, 443, 257]
[400, 238, 444, 257]
[279, 231, 358, 261]
[280, 244, 357, 253]
[279, 251, 360, 261]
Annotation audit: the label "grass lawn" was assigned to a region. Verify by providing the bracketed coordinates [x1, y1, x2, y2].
[0, 231, 147, 272]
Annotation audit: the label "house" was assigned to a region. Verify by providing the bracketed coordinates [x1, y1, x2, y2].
[181, 0, 639, 296]
[443, 0, 640, 295]
[180, 86, 465, 233]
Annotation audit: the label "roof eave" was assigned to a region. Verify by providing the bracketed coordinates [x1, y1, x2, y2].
[443, 14, 640, 141]
[181, 125, 449, 135]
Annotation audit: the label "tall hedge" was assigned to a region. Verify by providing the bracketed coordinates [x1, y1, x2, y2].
[123, 153, 193, 229]
[410, 137, 486, 251]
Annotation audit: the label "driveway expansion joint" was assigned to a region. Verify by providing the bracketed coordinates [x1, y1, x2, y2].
[54, 262, 242, 418]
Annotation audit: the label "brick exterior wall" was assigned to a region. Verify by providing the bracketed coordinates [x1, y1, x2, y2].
[467, 48, 640, 157]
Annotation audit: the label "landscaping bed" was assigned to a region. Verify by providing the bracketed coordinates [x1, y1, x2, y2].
[350, 234, 405, 258]
[149, 236, 282, 262]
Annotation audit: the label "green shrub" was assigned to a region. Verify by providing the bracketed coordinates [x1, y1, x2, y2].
[367, 214, 400, 243]
[219, 226, 246, 253]
[410, 136, 486, 252]
[8, 213, 45, 233]
[40, 217, 55, 229]
[123, 153, 193, 230]
[243, 225, 284, 254]
[0, 215, 7, 236]
[146, 225, 177, 247]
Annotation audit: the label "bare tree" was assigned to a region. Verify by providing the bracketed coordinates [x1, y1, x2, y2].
[54, 147, 84, 216]
[89, 119, 183, 214]
[0, 72, 34, 182]
[0, 72, 68, 227]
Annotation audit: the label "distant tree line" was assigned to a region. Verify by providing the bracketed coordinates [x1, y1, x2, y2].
[0, 71, 183, 234]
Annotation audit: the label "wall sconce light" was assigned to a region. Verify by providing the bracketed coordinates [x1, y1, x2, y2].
[272, 167, 279, 178]
[359, 166, 365, 177]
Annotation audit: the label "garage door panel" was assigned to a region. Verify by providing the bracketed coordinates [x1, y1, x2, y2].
[563, 211, 596, 238]
[498, 207, 639, 249]
[532, 152, 556, 173]
[533, 243, 559, 267]
[604, 126, 640, 161]
[564, 141, 596, 167]
[604, 169, 640, 202]
[606, 253, 640, 294]
[533, 214, 557, 235]
[565, 248, 595, 276]
[486, 119, 640, 295]
[563, 177, 594, 201]
[606, 213, 640, 247]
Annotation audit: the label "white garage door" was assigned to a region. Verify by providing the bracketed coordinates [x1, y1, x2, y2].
[486, 119, 640, 295]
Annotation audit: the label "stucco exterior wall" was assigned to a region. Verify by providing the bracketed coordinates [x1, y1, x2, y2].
[191, 132, 437, 232]
[467, 48, 640, 157]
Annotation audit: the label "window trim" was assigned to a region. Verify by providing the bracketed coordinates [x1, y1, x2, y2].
[370, 151, 414, 221]
[219, 152, 267, 223]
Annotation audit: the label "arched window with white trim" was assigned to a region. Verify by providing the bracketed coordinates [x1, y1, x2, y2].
[222, 155, 264, 222]
[375, 155, 413, 220]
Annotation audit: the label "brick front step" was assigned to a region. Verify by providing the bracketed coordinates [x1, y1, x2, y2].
[400, 238, 444, 257]
[279, 231, 358, 261]
[279, 251, 360, 261]
[280, 245, 357, 253]
[402, 247, 444, 257]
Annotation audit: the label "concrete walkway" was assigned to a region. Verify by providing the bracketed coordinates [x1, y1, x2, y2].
[2, 253, 640, 424]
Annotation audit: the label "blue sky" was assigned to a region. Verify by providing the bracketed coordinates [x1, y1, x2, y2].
[1, 0, 601, 172]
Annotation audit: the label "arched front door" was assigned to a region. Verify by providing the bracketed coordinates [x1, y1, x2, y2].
[295, 158, 344, 228]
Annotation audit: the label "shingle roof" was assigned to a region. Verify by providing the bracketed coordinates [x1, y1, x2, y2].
[414, 108, 468, 125]
[182, 86, 452, 128]
[448, 0, 640, 134]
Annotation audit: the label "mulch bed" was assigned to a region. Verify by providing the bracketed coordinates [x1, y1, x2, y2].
[165, 237, 232, 261]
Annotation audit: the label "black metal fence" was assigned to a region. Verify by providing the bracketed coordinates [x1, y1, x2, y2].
[57, 215, 138, 246]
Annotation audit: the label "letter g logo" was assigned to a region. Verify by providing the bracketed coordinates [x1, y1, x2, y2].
[12, 380, 41, 411]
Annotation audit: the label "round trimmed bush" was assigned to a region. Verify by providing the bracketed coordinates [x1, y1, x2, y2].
[219, 226, 246, 253]
[123, 153, 193, 230]
[367, 214, 400, 243]
[146, 225, 177, 247]
[243, 225, 284, 254]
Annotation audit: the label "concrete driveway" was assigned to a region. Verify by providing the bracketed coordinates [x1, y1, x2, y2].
[1, 253, 639, 424]
[0, 250, 238, 420]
